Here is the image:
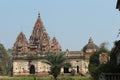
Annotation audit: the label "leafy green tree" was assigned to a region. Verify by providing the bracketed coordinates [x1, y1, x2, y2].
[98, 40, 120, 74]
[0, 43, 11, 75]
[44, 53, 70, 80]
[88, 42, 110, 80]
[7, 48, 13, 76]
[105, 40, 120, 73]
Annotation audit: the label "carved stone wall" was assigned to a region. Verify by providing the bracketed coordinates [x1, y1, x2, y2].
[13, 59, 50, 76]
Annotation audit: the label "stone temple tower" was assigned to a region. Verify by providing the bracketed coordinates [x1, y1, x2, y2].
[50, 37, 62, 52]
[13, 32, 28, 54]
[12, 13, 62, 76]
[28, 13, 50, 53]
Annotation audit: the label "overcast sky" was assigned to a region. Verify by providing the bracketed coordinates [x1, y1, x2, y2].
[0, 0, 119, 51]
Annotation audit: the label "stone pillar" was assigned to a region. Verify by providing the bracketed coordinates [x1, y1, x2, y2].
[61, 68, 64, 74]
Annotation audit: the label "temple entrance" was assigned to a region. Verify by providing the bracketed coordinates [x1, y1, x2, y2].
[64, 67, 70, 73]
[77, 66, 79, 73]
[29, 65, 35, 74]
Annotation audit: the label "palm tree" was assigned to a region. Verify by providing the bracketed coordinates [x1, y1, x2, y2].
[44, 53, 70, 80]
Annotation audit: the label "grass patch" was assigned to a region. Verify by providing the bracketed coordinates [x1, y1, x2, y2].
[0, 76, 93, 80]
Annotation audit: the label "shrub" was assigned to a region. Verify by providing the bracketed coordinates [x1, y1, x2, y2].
[70, 69, 75, 76]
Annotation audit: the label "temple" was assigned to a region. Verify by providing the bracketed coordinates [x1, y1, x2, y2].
[12, 13, 98, 76]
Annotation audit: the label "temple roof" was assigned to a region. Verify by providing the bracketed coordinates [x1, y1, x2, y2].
[34, 12, 44, 29]
[83, 37, 98, 53]
[16, 32, 28, 43]
[13, 13, 62, 54]
[13, 32, 28, 54]
[50, 37, 62, 52]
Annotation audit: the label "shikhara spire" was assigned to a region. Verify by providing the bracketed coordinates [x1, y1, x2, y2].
[34, 12, 44, 29]
[13, 13, 62, 54]
[13, 32, 28, 54]
[29, 12, 50, 53]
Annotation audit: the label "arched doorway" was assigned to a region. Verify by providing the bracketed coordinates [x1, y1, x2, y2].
[29, 65, 35, 74]
[64, 67, 70, 73]
[77, 66, 79, 73]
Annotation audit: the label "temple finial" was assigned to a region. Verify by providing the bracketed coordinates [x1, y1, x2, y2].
[20, 26, 23, 32]
[38, 12, 40, 18]
[89, 37, 93, 43]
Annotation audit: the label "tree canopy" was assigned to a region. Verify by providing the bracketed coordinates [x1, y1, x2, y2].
[88, 42, 110, 79]
[0, 43, 11, 75]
